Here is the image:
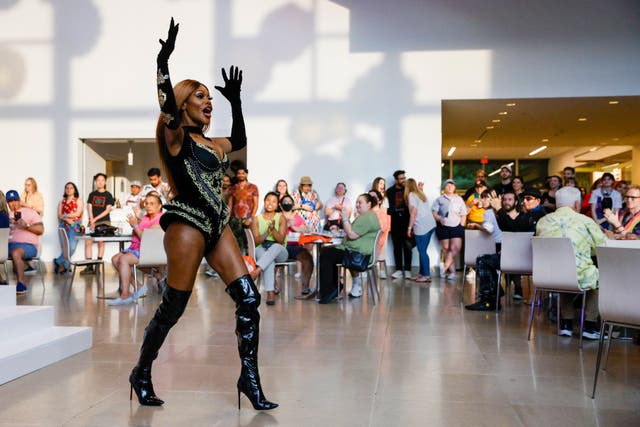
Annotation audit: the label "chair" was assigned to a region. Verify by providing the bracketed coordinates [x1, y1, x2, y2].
[133, 228, 166, 296]
[528, 237, 587, 348]
[58, 227, 104, 294]
[0, 228, 9, 282]
[496, 232, 534, 311]
[602, 239, 640, 248]
[461, 229, 496, 304]
[337, 230, 383, 305]
[244, 228, 295, 296]
[591, 246, 640, 398]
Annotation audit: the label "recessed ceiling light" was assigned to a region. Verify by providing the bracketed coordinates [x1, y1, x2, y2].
[506, 103, 516, 107]
[447, 146, 456, 157]
[486, 125, 494, 130]
[474, 139, 482, 143]
[529, 145, 548, 156]
[541, 138, 549, 142]
[492, 119, 501, 123]
[611, 137, 619, 141]
[498, 111, 508, 115]
[470, 144, 478, 147]
[608, 100, 619, 105]
[589, 147, 599, 152]
[578, 117, 588, 122]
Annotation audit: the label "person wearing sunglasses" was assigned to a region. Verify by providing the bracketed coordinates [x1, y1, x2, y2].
[604, 184, 640, 240]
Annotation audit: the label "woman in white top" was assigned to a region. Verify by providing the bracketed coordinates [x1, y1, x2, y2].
[432, 179, 467, 280]
[324, 182, 352, 231]
[405, 179, 436, 282]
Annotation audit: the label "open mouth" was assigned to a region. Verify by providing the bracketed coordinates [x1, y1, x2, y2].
[203, 107, 212, 119]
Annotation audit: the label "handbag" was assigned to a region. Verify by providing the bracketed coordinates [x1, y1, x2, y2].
[91, 223, 118, 237]
[341, 249, 370, 272]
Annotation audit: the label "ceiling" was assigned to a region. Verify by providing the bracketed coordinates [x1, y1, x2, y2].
[441, 95, 640, 163]
[82, 138, 155, 162]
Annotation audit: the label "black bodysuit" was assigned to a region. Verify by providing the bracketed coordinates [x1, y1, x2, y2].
[156, 52, 245, 252]
[159, 126, 230, 251]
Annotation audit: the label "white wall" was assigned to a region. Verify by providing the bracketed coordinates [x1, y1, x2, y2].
[1, 0, 639, 264]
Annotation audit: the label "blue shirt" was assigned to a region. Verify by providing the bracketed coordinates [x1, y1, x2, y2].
[0, 213, 9, 228]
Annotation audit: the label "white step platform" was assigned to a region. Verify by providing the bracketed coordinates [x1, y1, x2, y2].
[0, 285, 92, 385]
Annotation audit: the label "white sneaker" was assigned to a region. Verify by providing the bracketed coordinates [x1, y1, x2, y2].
[294, 272, 302, 279]
[391, 270, 404, 279]
[107, 296, 134, 306]
[404, 270, 412, 279]
[349, 277, 363, 298]
[205, 268, 218, 277]
[379, 268, 387, 279]
[439, 263, 447, 278]
[447, 273, 458, 280]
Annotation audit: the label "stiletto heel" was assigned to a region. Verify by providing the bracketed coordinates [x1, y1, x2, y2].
[129, 366, 164, 406]
[227, 275, 279, 411]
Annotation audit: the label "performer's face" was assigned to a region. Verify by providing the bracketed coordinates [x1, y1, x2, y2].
[184, 85, 213, 126]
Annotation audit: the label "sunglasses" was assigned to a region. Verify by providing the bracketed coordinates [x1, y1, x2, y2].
[523, 196, 537, 201]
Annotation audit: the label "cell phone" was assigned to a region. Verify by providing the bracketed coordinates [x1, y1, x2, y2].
[14, 211, 22, 221]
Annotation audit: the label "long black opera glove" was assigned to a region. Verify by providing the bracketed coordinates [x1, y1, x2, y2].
[156, 18, 181, 130]
[215, 66, 247, 151]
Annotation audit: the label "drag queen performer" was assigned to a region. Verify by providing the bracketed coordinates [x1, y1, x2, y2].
[129, 18, 278, 410]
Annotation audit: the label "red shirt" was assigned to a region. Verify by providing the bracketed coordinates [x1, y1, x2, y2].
[228, 182, 259, 219]
[60, 197, 82, 220]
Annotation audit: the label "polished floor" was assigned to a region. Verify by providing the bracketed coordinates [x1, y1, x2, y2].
[1, 267, 639, 427]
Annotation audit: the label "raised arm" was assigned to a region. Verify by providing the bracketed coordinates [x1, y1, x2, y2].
[156, 18, 182, 149]
[214, 66, 246, 153]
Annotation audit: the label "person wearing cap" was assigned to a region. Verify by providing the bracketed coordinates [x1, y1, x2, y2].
[494, 164, 514, 195]
[589, 172, 622, 230]
[5, 189, 44, 294]
[536, 186, 605, 340]
[520, 187, 547, 229]
[386, 170, 413, 279]
[124, 180, 143, 210]
[292, 176, 323, 233]
[53, 182, 84, 274]
[432, 179, 467, 280]
[227, 166, 260, 251]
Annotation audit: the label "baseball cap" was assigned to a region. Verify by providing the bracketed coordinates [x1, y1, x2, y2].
[442, 179, 456, 188]
[500, 164, 512, 173]
[299, 176, 313, 186]
[521, 188, 542, 199]
[130, 180, 142, 187]
[5, 190, 20, 202]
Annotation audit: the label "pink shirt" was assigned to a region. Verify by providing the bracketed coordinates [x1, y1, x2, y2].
[129, 213, 162, 251]
[10, 208, 42, 248]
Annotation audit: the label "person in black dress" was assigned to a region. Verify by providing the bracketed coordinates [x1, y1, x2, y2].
[129, 18, 277, 411]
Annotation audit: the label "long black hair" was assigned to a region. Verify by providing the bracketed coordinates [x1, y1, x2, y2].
[62, 182, 80, 198]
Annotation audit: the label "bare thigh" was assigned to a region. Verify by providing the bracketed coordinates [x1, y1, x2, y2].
[206, 225, 249, 285]
[440, 239, 451, 252]
[164, 222, 206, 291]
[449, 238, 462, 254]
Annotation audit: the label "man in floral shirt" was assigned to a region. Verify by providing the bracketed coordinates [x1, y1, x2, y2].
[536, 186, 606, 340]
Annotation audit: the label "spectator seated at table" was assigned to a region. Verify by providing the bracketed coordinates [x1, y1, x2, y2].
[108, 193, 163, 306]
[536, 186, 605, 340]
[249, 192, 289, 306]
[279, 194, 314, 298]
[318, 193, 380, 303]
[5, 190, 44, 294]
